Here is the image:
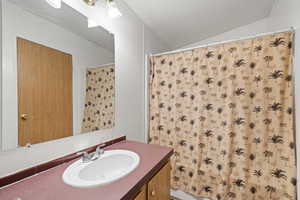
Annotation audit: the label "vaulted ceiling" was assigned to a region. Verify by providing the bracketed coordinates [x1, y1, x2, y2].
[125, 0, 275, 49]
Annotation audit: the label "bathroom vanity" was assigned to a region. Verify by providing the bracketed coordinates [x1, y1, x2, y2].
[0, 138, 173, 200]
[134, 161, 170, 200]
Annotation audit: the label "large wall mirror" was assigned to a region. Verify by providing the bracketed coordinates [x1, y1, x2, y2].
[1, 0, 115, 151]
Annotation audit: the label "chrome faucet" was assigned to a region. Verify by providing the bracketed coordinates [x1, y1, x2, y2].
[95, 144, 106, 156]
[76, 151, 93, 163]
[77, 144, 106, 163]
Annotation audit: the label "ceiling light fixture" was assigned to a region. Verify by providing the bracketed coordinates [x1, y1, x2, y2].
[83, 0, 98, 6]
[82, 0, 122, 19]
[45, 0, 61, 9]
[107, 0, 122, 19]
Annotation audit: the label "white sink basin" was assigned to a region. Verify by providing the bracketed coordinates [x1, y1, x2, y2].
[62, 150, 140, 188]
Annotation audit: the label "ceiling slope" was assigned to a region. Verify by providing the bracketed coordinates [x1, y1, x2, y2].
[125, 0, 275, 49]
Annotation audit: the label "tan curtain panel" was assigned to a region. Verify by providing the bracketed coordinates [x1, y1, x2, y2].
[149, 32, 296, 200]
[82, 65, 115, 132]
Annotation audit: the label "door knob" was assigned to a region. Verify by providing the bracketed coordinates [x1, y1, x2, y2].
[21, 114, 29, 120]
[151, 190, 156, 196]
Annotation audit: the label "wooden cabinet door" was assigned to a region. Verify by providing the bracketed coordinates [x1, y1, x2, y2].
[148, 162, 171, 200]
[134, 185, 147, 200]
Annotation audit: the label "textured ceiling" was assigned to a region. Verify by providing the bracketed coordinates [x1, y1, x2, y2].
[125, 0, 275, 49]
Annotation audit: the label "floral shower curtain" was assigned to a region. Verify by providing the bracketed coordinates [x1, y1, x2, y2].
[82, 64, 115, 132]
[149, 32, 296, 200]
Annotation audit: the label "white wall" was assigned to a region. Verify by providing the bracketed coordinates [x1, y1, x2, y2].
[1, 1, 114, 151]
[144, 27, 169, 55]
[61, 0, 169, 142]
[143, 27, 169, 142]
[0, 0, 168, 177]
[180, 0, 300, 199]
[0, 1, 2, 151]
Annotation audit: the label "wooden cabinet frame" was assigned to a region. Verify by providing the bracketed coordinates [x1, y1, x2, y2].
[134, 161, 171, 200]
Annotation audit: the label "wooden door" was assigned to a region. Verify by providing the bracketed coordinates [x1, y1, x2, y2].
[134, 185, 147, 200]
[17, 37, 73, 146]
[148, 162, 171, 200]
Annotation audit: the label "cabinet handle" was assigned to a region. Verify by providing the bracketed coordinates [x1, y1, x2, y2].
[151, 190, 156, 196]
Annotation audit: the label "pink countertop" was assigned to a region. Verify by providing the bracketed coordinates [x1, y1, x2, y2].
[0, 141, 173, 200]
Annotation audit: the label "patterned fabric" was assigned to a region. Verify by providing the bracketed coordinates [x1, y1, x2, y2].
[82, 65, 115, 132]
[149, 32, 296, 200]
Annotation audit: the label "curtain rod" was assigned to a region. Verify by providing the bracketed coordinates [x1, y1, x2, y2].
[88, 62, 115, 69]
[99, 62, 115, 67]
[151, 27, 296, 57]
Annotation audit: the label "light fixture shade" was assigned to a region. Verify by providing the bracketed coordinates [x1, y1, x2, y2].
[107, 1, 122, 18]
[83, 0, 98, 6]
[45, 0, 61, 9]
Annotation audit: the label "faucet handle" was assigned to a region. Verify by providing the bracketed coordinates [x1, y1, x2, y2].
[76, 151, 91, 163]
[96, 144, 106, 155]
[77, 151, 89, 156]
[96, 144, 106, 150]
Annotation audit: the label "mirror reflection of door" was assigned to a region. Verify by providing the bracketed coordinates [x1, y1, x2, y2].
[1, 0, 115, 151]
[17, 37, 73, 146]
